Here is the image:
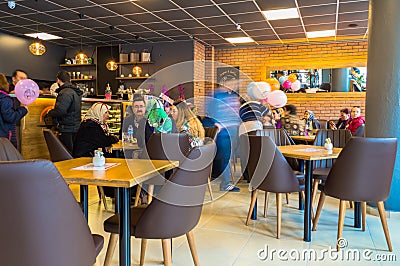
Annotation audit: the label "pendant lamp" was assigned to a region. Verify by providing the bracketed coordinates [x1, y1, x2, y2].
[29, 38, 46, 56]
[106, 44, 118, 71]
[75, 36, 89, 64]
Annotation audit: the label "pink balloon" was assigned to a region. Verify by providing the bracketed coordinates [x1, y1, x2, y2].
[267, 90, 287, 108]
[282, 79, 292, 89]
[15, 79, 39, 105]
[290, 80, 301, 92]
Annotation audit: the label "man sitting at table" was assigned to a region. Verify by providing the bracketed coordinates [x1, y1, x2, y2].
[122, 96, 153, 149]
[281, 104, 306, 136]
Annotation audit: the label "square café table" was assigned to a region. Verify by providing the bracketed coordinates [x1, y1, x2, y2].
[277, 145, 342, 242]
[54, 157, 179, 266]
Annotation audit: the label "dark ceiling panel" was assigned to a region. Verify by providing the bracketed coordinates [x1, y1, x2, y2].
[47, 0, 93, 9]
[275, 26, 304, 34]
[185, 6, 223, 18]
[240, 21, 270, 30]
[184, 27, 215, 35]
[305, 24, 335, 32]
[229, 12, 265, 23]
[73, 6, 115, 18]
[156, 29, 187, 36]
[118, 24, 151, 33]
[253, 35, 279, 42]
[94, 26, 125, 34]
[47, 10, 82, 20]
[134, 0, 178, 11]
[339, 12, 368, 23]
[170, 19, 203, 29]
[245, 28, 275, 36]
[74, 19, 108, 28]
[21, 0, 61, 12]
[302, 14, 335, 25]
[280, 32, 307, 39]
[199, 16, 232, 27]
[210, 25, 237, 33]
[339, 1, 369, 13]
[125, 13, 161, 23]
[143, 22, 180, 31]
[338, 20, 368, 29]
[100, 2, 144, 15]
[21, 13, 60, 24]
[255, 0, 296, 10]
[270, 18, 302, 28]
[0, 3, 33, 15]
[2, 26, 35, 35]
[298, 0, 336, 7]
[1, 16, 35, 26]
[153, 10, 193, 20]
[337, 28, 367, 36]
[47, 21, 81, 31]
[300, 4, 337, 17]
[219, 1, 258, 14]
[97, 16, 132, 26]
[171, 0, 213, 8]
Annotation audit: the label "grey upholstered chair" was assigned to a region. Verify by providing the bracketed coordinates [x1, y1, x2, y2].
[311, 129, 352, 205]
[312, 137, 397, 251]
[0, 160, 104, 266]
[43, 129, 109, 211]
[244, 135, 305, 238]
[204, 126, 219, 199]
[134, 132, 191, 206]
[0, 137, 23, 160]
[103, 142, 216, 266]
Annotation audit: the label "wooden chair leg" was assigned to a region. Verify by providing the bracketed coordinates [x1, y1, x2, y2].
[93, 256, 100, 266]
[311, 179, 320, 207]
[147, 184, 154, 204]
[186, 230, 200, 266]
[377, 201, 392, 251]
[362, 202, 367, 231]
[134, 184, 142, 206]
[140, 239, 147, 266]
[161, 239, 172, 266]
[337, 200, 346, 251]
[276, 193, 282, 239]
[98, 186, 109, 211]
[207, 176, 214, 200]
[285, 193, 290, 204]
[312, 192, 326, 231]
[246, 189, 258, 225]
[263, 192, 269, 218]
[103, 233, 118, 266]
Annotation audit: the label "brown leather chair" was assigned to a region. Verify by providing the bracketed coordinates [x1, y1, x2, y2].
[43, 129, 109, 211]
[244, 136, 305, 238]
[43, 129, 73, 162]
[311, 129, 352, 205]
[103, 142, 216, 266]
[312, 137, 397, 251]
[255, 128, 301, 214]
[134, 133, 191, 206]
[0, 160, 104, 266]
[0, 137, 23, 160]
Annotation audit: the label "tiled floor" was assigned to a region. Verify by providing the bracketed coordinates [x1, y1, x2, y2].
[71, 177, 400, 266]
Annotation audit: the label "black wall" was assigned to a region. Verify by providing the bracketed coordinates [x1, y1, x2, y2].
[0, 32, 66, 81]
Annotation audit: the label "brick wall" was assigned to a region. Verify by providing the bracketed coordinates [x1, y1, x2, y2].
[208, 40, 368, 118]
[193, 40, 205, 113]
[286, 92, 366, 122]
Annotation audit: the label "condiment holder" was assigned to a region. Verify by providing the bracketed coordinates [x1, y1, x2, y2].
[93, 149, 105, 167]
[324, 138, 333, 153]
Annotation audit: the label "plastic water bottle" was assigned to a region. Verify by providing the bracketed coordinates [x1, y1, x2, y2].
[127, 125, 134, 143]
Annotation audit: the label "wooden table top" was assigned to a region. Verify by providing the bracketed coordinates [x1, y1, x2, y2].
[290, 135, 316, 142]
[278, 145, 342, 161]
[54, 157, 178, 187]
[111, 140, 140, 151]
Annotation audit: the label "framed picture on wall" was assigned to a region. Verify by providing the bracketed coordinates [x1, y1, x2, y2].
[217, 66, 239, 85]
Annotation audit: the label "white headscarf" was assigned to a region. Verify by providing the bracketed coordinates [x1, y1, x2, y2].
[84, 102, 110, 134]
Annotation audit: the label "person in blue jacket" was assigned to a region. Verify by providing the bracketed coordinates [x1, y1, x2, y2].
[0, 73, 28, 148]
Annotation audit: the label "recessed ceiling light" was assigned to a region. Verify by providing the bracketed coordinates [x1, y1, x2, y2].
[225, 37, 255, 44]
[25, 33, 62, 40]
[262, 8, 299, 21]
[306, 30, 335, 38]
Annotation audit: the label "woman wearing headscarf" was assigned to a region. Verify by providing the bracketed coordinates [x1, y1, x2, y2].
[302, 110, 321, 135]
[73, 102, 119, 157]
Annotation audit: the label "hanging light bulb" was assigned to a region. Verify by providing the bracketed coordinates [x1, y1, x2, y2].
[106, 59, 118, 71]
[132, 66, 142, 77]
[29, 37, 46, 56]
[75, 51, 89, 64]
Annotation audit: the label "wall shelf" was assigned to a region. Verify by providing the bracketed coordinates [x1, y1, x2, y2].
[59, 64, 96, 67]
[116, 77, 151, 80]
[71, 79, 96, 81]
[116, 62, 154, 65]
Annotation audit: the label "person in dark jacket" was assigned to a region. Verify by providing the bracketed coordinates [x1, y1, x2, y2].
[48, 70, 82, 153]
[0, 73, 28, 148]
[73, 102, 119, 157]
